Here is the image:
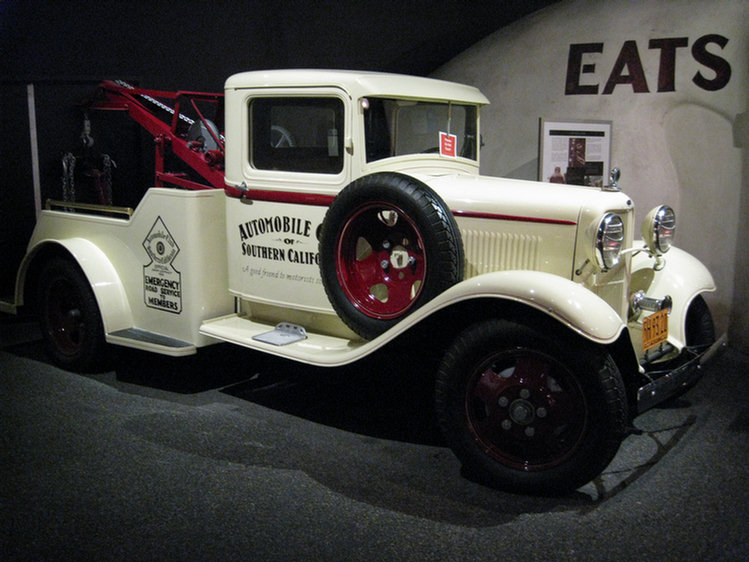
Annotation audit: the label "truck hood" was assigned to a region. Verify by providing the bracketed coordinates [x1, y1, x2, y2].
[412, 173, 633, 225]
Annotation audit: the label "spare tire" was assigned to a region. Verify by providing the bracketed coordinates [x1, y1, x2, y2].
[319, 172, 463, 339]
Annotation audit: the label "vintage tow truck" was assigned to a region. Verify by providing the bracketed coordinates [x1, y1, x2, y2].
[1, 70, 723, 494]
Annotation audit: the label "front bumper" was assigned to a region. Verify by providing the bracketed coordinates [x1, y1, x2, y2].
[636, 333, 727, 413]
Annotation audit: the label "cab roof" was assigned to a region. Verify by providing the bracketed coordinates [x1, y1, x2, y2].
[224, 69, 490, 105]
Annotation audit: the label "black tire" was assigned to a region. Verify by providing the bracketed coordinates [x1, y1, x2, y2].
[660, 295, 716, 403]
[685, 295, 715, 348]
[319, 172, 463, 339]
[435, 319, 627, 495]
[37, 258, 107, 372]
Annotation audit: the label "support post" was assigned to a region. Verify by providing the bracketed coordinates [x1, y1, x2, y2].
[26, 84, 42, 220]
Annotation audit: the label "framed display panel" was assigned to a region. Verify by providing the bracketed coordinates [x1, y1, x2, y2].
[538, 119, 612, 187]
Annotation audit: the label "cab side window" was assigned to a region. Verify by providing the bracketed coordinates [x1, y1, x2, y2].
[250, 97, 344, 174]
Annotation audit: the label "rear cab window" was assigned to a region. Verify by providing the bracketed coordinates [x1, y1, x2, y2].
[249, 97, 344, 175]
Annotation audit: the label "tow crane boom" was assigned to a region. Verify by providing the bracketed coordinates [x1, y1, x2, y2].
[89, 81, 226, 191]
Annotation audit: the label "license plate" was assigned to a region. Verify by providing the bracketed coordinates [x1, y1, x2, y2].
[643, 308, 669, 350]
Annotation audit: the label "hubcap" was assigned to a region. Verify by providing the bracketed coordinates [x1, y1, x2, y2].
[508, 398, 535, 425]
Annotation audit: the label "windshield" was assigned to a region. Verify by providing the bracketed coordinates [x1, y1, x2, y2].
[362, 98, 478, 163]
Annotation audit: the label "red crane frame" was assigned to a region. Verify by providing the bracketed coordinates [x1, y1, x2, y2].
[89, 81, 226, 191]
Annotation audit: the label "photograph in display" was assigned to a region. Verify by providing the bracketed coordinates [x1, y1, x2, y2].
[538, 119, 612, 187]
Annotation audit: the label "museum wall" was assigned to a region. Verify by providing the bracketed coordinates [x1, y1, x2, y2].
[433, 0, 749, 352]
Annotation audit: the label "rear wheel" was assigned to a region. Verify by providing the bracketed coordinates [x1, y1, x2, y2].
[435, 319, 627, 495]
[37, 258, 106, 372]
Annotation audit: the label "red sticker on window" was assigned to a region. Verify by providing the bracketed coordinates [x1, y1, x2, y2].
[440, 132, 457, 158]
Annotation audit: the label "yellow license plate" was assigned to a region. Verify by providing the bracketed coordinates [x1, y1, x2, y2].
[643, 308, 669, 350]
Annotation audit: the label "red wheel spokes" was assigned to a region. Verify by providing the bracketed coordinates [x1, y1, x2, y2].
[337, 203, 427, 319]
[349, 249, 384, 288]
[467, 352, 587, 470]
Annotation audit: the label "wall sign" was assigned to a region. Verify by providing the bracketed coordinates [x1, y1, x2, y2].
[538, 119, 612, 187]
[565, 34, 731, 95]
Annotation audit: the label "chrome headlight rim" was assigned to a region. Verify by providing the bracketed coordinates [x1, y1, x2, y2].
[595, 213, 624, 270]
[643, 205, 676, 255]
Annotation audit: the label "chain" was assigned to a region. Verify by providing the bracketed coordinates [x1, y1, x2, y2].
[114, 80, 195, 125]
[113, 80, 226, 146]
[61, 152, 76, 203]
[100, 154, 114, 206]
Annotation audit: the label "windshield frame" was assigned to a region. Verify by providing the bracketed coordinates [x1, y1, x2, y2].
[362, 97, 479, 164]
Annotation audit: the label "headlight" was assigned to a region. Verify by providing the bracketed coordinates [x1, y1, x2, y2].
[595, 213, 624, 270]
[642, 205, 676, 254]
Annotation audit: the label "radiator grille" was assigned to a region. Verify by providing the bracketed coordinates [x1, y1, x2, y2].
[461, 229, 540, 277]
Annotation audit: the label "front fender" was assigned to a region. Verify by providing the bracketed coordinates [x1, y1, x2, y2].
[631, 244, 715, 346]
[412, 270, 626, 344]
[20, 238, 133, 334]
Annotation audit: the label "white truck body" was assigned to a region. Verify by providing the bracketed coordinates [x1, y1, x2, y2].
[2, 69, 722, 494]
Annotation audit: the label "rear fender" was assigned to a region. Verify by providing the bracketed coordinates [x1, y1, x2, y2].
[19, 238, 133, 334]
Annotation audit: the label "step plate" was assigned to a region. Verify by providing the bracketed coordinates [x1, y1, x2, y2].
[253, 323, 307, 346]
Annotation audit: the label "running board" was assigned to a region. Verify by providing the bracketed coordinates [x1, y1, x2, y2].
[107, 328, 196, 356]
[199, 313, 370, 367]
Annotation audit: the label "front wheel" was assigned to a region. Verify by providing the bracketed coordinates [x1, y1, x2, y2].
[435, 319, 627, 495]
[37, 258, 107, 372]
[685, 295, 715, 349]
